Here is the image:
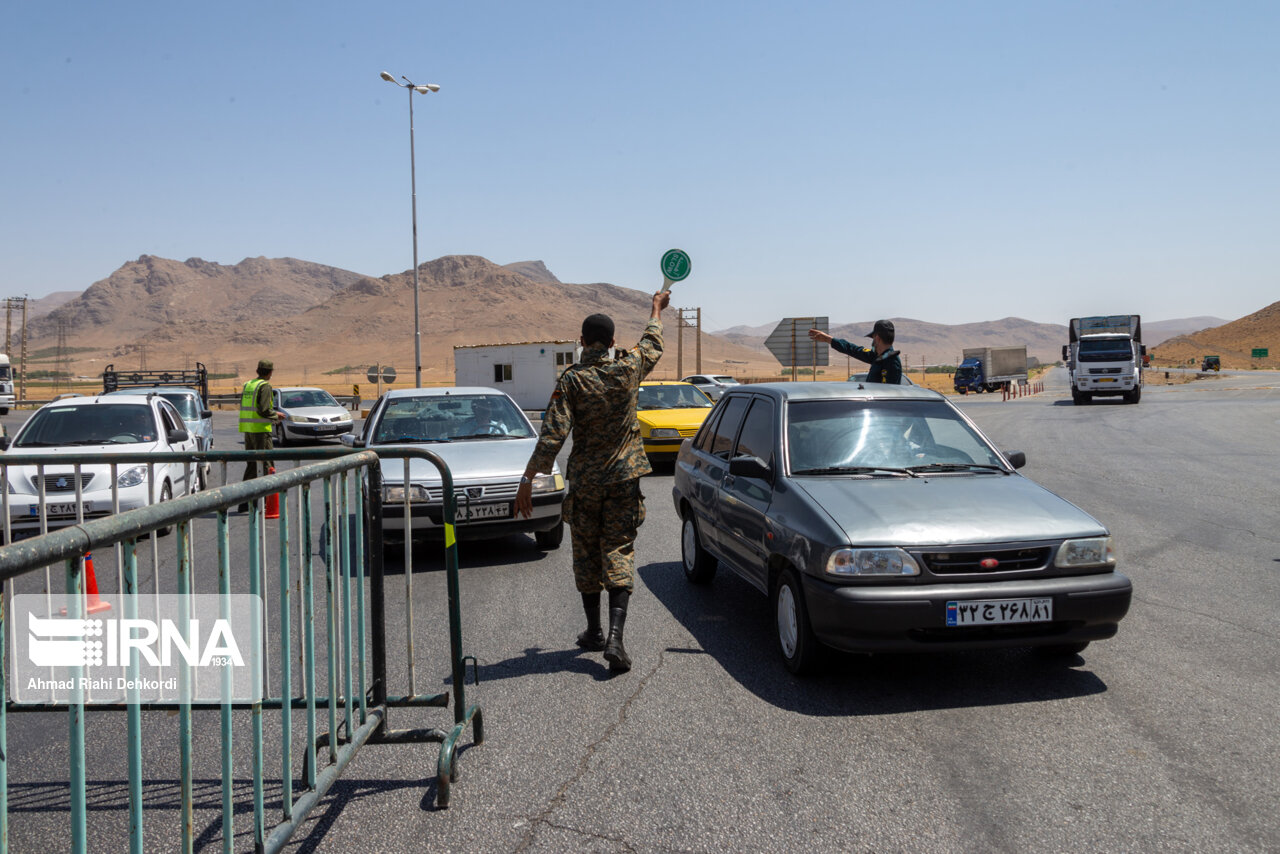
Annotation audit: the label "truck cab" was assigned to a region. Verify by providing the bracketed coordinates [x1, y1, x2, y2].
[1064, 315, 1145, 405]
[1201, 355, 1221, 372]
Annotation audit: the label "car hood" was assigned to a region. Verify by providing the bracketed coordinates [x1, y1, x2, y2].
[376, 437, 543, 484]
[792, 474, 1106, 546]
[284, 406, 350, 420]
[637, 409, 712, 430]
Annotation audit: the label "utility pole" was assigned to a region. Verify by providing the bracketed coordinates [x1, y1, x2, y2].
[675, 307, 701, 379]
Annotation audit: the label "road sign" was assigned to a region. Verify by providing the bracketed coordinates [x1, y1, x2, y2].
[764, 317, 830, 368]
[366, 366, 379, 383]
[381, 366, 397, 383]
[367, 366, 397, 384]
[660, 249, 691, 287]
[1252, 348, 1269, 359]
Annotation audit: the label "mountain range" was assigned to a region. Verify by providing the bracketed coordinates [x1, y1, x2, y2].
[14, 253, 1268, 383]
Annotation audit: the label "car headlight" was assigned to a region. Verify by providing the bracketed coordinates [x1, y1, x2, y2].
[649, 428, 681, 439]
[1055, 536, 1115, 568]
[826, 547, 920, 577]
[117, 466, 148, 488]
[531, 473, 564, 493]
[384, 484, 429, 503]
[288, 414, 316, 423]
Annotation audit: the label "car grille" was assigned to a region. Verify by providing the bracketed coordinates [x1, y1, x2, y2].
[918, 546, 1052, 574]
[1087, 368, 1122, 375]
[38, 473, 98, 493]
[678, 427, 700, 438]
[424, 482, 520, 503]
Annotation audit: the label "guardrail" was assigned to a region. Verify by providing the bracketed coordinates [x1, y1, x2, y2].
[0, 447, 483, 853]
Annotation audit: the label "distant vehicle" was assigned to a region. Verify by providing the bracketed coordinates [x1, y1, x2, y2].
[849, 372, 915, 386]
[1, 394, 198, 538]
[0, 354, 14, 415]
[272, 387, 353, 445]
[672, 382, 1132, 674]
[953, 346, 1028, 394]
[1062, 315, 1145, 405]
[105, 388, 214, 489]
[681, 374, 741, 401]
[637, 381, 715, 461]
[1201, 356, 1221, 372]
[342, 387, 566, 548]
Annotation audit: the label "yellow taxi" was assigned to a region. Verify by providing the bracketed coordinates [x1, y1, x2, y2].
[637, 381, 716, 461]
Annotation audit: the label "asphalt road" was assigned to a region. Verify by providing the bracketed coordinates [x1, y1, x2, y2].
[3, 368, 1279, 852]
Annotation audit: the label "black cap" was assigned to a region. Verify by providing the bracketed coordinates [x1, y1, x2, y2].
[866, 319, 894, 344]
[581, 313, 615, 346]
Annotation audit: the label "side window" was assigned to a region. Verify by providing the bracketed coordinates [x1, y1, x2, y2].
[157, 403, 180, 434]
[709, 396, 749, 460]
[733, 398, 775, 466]
[692, 404, 722, 452]
[493, 364, 513, 383]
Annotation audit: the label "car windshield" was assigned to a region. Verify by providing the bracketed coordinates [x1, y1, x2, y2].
[15, 403, 157, 447]
[711, 376, 738, 384]
[1078, 339, 1132, 362]
[281, 390, 339, 408]
[787, 399, 1004, 473]
[372, 394, 534, 443]
[637, 385, 713, 410]
[158, 392, 201, 420]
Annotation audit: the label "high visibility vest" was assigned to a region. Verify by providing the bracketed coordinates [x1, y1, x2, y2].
[238, 379, 273, 433]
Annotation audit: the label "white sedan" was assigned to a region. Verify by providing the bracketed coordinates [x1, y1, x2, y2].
[680, 374, 741, 401]
[272, 387, 353, 445]
[1, 394, 198, 538]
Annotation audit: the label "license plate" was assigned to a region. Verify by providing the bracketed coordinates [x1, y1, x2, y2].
[458, 502, 511, 521]
[318, 426, 338, 432]
[946, 597, 1052, 626]
[30, 502, 92, 517]
[1097, 377, 1116, 383]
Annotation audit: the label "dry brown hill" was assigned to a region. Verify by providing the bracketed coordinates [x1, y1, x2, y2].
[1151, 302, 1280, 369]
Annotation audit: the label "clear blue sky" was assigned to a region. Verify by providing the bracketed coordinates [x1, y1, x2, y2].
[3, 1, 1277, 330]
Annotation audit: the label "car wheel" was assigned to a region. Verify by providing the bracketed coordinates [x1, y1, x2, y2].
[1034, 641, 1089, 658]
[534, 517, 564, 550]
[773, 567, 821, 675]
[154, 481, 174, 537]
[273, 423, 288, 447]
[681, 513, 717, 584]
[197, 464, 209, 492]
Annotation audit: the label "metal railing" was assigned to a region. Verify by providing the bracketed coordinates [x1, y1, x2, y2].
[0, 447, 483, 853]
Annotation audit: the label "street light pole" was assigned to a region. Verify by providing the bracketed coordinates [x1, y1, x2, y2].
[380, 71, 440, 388]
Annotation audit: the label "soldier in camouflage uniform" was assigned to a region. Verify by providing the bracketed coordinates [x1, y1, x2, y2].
[515, 290, 670, 672]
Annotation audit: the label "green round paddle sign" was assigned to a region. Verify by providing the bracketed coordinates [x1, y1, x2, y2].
[660, 249, 691, 284]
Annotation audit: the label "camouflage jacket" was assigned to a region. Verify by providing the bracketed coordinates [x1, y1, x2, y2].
[526, 319, 664, 486]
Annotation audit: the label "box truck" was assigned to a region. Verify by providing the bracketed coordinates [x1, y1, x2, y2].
[1062, 315, 1144, 405]
[953, 345, 1029, 394]
[0, 354, 14, 414]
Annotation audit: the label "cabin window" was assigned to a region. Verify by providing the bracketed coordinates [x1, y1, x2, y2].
[493, 364, 513, 383]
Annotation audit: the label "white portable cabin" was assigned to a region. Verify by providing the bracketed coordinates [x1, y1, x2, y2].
[453, 340, 579, 410]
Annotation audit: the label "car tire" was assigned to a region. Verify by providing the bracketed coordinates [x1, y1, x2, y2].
[773, 567, 822, 675]
[197, 464, 209, 492]
[681, 513, 717, 584]
[535, 517, 564, 550]
[1034, 641, 1089, 658]
[273, 423, 288, 447]
[154, 481, 174, 538]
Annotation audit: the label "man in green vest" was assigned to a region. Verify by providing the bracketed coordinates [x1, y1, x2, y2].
[238, 359, 285, 511]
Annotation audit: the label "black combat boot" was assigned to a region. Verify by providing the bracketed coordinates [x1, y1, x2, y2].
[603, 588, 631, 672]
[576, 592, 605, 651]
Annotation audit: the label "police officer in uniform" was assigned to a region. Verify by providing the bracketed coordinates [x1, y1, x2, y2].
[238, 359, 285, 511]
[515, 290, 670, 673]
[809, 319, 903, 383]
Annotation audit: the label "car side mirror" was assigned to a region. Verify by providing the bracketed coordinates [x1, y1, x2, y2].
[167, 428, 190, 444]
[341, 434, 362, 448]
[0, 436, 10, 451]
[1003, 451, 1026, 469]
[1061, 345, 1069, 361]
[729, 454, 772, 482]
[201, 409, 213, 419]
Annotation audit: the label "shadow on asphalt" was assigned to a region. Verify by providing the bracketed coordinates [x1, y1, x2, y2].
[382, 534, 556, 575]
[639, 560, 1109, 716]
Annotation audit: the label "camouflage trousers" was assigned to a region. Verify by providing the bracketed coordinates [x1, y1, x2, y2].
[242, 430, 274, 481]
[565, 479, 646, 594]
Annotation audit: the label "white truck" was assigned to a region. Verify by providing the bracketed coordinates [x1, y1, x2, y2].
[453, 340, 579, 410]
[0, 354, 14, 415]
[1063, 315, 1144, 405]
[953, 345, 1029, 394]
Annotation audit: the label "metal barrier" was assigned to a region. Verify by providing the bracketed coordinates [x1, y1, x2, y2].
[0, 447, 483, 853]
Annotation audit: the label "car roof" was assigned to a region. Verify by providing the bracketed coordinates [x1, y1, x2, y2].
[274, 386, 329, 393]
[382, 386, 510, 399]
[722, 382, 942, 403]
[640, 380, 697, 387]
[104, 387, 198, 396]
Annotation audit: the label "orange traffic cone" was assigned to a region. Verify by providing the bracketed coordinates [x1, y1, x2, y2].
[62, 552, 112, 615]
[265, 466, 280, 520]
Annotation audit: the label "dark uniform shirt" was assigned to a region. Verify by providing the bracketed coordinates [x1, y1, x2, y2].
[527, 319, 664, 487]
[831, 339, 903, 384]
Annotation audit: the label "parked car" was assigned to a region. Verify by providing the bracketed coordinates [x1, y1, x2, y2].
[0, 395, 198, 538]
[105, 387, 213, 488]
[672, 383, 1131, 674]
[342, 387, 566, 548]
[681, 374, 740, 401]
[271, 387, 353, 445]
[637, 381, 716, 462]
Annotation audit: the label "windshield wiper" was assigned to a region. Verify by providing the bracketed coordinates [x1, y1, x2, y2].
[791, 465, 919, 478]
[451, 433, 522, 440]
[907, 463, 1008, 474]
[377, 436, 447, 444]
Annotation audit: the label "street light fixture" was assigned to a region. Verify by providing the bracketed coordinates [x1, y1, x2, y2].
[380, 71, 440, 388]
